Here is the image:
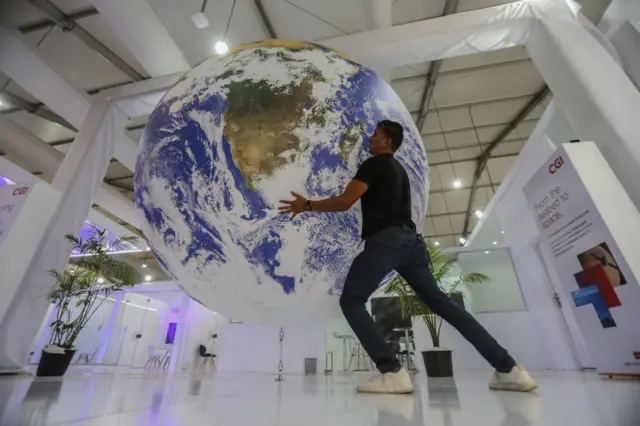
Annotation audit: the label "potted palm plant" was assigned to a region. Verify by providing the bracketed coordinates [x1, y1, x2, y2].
[37, 228, 138, 377]
[384, 241, 488, 377]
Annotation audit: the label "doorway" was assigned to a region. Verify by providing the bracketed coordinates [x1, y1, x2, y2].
[535, 241, 595, 369]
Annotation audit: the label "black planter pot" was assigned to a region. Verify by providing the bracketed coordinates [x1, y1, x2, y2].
[421, 349, 453, 377]
[36, 349, 76, 377]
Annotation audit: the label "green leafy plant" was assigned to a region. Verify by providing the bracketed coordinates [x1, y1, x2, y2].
[384, 241, 489, 348]
[47, 228, 139, 350]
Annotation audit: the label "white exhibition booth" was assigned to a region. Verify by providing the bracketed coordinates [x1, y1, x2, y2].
[1, 0, 640, 375]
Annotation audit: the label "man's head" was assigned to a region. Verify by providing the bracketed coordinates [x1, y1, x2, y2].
[369, 120, 404, 155]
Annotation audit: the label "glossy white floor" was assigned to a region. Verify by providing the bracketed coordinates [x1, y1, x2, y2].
[0, 370, 638, 426]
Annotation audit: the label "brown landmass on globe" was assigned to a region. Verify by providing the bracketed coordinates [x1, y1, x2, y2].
[222, 78, 313, 190]
[222, 80, 362, 191]
[221, 40, 363, 191]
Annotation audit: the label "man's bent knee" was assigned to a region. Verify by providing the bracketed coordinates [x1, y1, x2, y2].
[339, 292, 366, 310]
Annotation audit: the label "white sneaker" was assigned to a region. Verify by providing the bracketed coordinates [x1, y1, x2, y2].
[357, 368, 415, 394]
[489, 365, 538, 392]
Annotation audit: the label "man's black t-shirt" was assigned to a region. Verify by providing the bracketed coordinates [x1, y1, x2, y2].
[354, 154, 416, 239]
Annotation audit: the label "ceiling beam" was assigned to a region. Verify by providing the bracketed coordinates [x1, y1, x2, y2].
[105, 174, 134, 183]
[392, 57, 533, 84]
[320, 2, 534, 70]
[427, 210, 468, 218]
[18, 7, 99, 33]
[414, 0, 459, 131]
[425, 139, 524, 155]
[410, 93, 541, 115]
[422, 231, 470, 239]
[88, 0, 190, 77]
[422, 117, 539, 140]
[461, 85, 550, 237]
[0, 116, 63, 180]
[107, 180, 133, 192]
[253, 0, 277, 39]
[429, 182, 495, 195]
[26, 0, 144, 81]
[429, 152, 519, 167]
[0, 21, 140, 172]
[0, 91, 76, 131]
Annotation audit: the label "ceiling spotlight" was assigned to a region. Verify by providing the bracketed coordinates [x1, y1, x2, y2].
[475, 210, 483, 218]
[434, 241, 440, 247]
[144, 275, 152, 282]
[191, 12, 210, 29]
[485, 251, 489, 254]
[146, 247, 151, 251]
[214, 40, 229, 55]
[97, 277, 105, 284]
[453, 180, 462, 189]
[459, 237, 466, 245]
[492, 241, 498, 245]
[142, 264, 148, 268]
[0, 100, 3, 107]
[501, 230, 505, 234]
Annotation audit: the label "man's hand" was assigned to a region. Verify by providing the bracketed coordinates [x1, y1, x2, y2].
[277, 180, 369, 221]
[278, 191, 307, 221]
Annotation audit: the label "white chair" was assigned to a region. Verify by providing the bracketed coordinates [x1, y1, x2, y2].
[333, 332, 355, 373]
[77, 346, 101, 364]
[144, 345, 162, 369]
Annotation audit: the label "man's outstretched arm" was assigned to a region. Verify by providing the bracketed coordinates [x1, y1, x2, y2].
[278, 179, 368, 220]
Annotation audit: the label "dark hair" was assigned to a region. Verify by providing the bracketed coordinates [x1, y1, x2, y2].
[377, 120, 404, 151]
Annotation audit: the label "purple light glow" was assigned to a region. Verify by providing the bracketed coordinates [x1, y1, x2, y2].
[0, 174, 15, 187]
[72, 221, 138, 256]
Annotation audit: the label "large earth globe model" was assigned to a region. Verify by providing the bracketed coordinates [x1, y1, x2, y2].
[135, 40, 428, 325]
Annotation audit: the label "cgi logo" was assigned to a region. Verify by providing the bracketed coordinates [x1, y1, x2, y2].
[0, 204, 14, 213]
[548, 156, 564, 174]
[12, 187, 28, 196]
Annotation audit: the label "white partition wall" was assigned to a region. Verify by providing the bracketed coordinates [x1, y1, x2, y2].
[524, 142, 640, 376]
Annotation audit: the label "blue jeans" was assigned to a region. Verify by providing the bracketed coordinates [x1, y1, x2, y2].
[339, 226, 517, 374]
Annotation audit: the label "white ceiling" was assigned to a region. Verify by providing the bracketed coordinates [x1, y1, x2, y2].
[0, 0, 612, 249]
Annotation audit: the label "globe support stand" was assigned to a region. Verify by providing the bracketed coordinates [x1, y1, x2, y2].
[275, 327, 285, 382]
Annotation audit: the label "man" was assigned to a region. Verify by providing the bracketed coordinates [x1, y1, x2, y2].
[278, 120, 537, 394]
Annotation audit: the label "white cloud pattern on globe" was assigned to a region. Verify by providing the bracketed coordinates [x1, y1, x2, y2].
[135, 40, 429, 325]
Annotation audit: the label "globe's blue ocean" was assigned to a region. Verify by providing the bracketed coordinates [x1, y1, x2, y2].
[135, 41, 428, 324]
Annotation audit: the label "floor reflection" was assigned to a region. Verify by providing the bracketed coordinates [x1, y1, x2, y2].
[3, 379, 68, 426]
[369, 394, 418, 425]
[0, 371, 637, 426]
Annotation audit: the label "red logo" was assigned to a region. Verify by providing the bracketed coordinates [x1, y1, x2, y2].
[12, 187, 28, 196]
[633, 352, 640, 360]
[548, 156, 564, 174]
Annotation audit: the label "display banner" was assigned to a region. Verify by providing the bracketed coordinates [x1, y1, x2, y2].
[0, 184, 31, 248]
[523, 142, 640, 376]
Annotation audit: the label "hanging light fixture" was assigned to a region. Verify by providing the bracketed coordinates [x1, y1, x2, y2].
[191, 0, 210, 29]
